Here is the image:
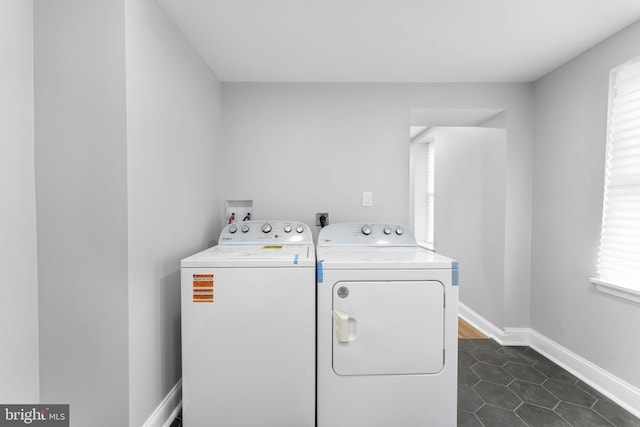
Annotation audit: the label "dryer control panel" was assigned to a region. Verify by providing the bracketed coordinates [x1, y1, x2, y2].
[317, 223, 416, 247]
[218, 220, 313, 245]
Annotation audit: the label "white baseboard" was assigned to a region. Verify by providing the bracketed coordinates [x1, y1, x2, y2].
[458, 303, 640, 418]
[142, 379, 182, 427]
[528, 330, 640, 418]
[458, 303, 507, 343]
[502, 327, 532, 346]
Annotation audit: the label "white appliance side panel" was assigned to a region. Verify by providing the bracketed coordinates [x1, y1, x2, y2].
[181, 267, 315, 427]
[332, 280, 444, 375]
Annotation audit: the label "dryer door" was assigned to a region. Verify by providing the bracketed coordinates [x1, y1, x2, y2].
[332, 280, 445, 376]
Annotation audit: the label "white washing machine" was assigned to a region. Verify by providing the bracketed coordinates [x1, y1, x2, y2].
[180, 220, 315, 427]
[316, 223, 459, 427]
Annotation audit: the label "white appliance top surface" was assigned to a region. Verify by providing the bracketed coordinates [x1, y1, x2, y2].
[317, 246, 454, 270]
[317, 223, 455, 269]
[182, 244, 314, 268]
[182, 221, 315, 268]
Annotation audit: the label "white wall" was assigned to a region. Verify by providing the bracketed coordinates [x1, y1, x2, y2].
[125, 0, 222, 425]
[33, 1, 222, 425]
[431, 127, 507, 328]
[532, 21, 640, 388]
[34, 1, 129, 424]
[222, 83, 533, 329]
[0, 0, 39, 403]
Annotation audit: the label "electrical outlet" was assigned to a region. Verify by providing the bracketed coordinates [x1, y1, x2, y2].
[316, 212, 329, 227]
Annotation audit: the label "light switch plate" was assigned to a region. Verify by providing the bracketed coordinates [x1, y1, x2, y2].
[362, 192, 373, 207]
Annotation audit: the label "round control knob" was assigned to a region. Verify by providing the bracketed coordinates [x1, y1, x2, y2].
[229, 225, 237, 234]
[241, 225, 249, 233]
[283, 224, 292, 233]
[296, 225, 305, 233]
[383, 227, 391, 235]
[395, 227, 404, 235]
[361, 225, 372, 235]
[261, 223, 272, 233]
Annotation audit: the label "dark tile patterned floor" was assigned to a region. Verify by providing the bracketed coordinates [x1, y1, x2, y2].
[173, 339, 640, 426]
[458, 338, 640, 426]
[170, 409, 182, 427]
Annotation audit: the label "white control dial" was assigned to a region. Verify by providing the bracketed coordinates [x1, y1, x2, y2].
[241, 225, 249, 233]
[383, 227, 391, 235]
[361, 225, 372, 235]
[296, 225, 305, 233]
[395, 227, 404, 235]
[229, 225, 237, 234]
[261, 223, 272, 233]
[283, 224, 292, 233]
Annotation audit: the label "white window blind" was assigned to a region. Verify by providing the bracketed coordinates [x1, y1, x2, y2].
[592, 57, 640, 302]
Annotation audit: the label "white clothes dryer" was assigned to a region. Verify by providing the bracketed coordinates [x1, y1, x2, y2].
[316, 223, 459, 427]
[180, 221, 315, 427]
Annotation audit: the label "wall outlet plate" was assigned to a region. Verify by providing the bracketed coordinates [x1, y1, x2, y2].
[316, 212, 329, 227]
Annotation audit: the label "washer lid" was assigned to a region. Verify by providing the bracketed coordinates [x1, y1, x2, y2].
[181, 244, 315, 268]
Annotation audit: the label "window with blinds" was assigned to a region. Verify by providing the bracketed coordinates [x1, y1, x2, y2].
[591, 57, 640, 303]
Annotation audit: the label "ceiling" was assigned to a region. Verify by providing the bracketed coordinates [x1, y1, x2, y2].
[157, 0, 640, 83]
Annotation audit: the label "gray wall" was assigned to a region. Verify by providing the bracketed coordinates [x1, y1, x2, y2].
[34, 0, 129, 424]
[0, 0, 40, 403]
[33, 1, 222, 425]
[532, 20, 640, 388]
[431, 127, 507, 328]
[222, 82, 534, 329]
[125, 0, 222, 425]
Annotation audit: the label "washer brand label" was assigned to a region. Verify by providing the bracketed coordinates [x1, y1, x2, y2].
[193, 274, 214, 303]
[0, 405, 69, 426]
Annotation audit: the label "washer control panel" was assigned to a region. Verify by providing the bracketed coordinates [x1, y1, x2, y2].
[219, 220, 313, 244]
[318, 223, 416, 247]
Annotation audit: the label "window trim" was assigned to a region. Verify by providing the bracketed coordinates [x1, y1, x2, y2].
[409, 129, 435, 251]
[590, 278, 640, 304]
[590, 56, 640, 304]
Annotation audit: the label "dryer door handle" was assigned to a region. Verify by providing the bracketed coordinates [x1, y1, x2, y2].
[332, 310, 350, 343]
